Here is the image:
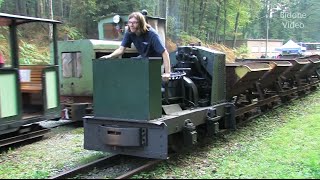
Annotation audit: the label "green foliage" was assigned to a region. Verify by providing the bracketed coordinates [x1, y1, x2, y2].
[60, 25, 84, 40]
[234, 44, 250, 58]
[0, 34, 5, 40]
[177, 32, 202, 46]
[166, 16, 182, 41]
[19, 40, 50, 65]
[26, 170, 50, 179]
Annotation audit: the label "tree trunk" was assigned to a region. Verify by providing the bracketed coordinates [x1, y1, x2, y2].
[232, 12, 240, 48]
[213, 0, 222, 42]
[232, 0, 243, 48]
[15, 0, 20, 15]
[183, 0, 190, 32]
[198, 0, 207, 29]
[20, 0, 27, 16]
[69, 1, 72, 21]
[223, 0, 227, 43]
[60, 0, 64, 18]
[48, 0, 53, 41]
[3, 0, 9, 13]
[35, 0, 39, 17]
[26, 1, 30, 16]
[192, 0, 196, 26]
[38, 0, 44, 18]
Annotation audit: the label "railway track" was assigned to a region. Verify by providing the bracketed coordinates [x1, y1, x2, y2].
[0, 119, 80, 150]
[0, 124, 50, 149]
[49, 154, 163, 179]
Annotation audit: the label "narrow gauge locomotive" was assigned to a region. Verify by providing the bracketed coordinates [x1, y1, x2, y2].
[83, 45, 320, 159]
[55, 11, 319, 159]
[81, 12, 320, 159]
[0, 13, 61, 145]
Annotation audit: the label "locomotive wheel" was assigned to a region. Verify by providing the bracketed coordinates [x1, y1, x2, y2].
[168, 132, 185, 153]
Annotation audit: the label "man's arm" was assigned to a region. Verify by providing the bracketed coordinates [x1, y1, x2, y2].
[101, 46, 126, 59]
[162, 50, 171, 74]
[161, 50, 171, 81]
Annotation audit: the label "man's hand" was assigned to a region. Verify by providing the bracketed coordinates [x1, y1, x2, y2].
[100, 54, 112, 59]
[162, 73, 171, 82]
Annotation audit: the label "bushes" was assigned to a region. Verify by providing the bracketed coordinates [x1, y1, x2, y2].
[19, 40, 50, 65]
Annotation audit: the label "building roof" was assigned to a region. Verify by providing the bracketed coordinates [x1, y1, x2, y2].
[276, 40, 306, 51]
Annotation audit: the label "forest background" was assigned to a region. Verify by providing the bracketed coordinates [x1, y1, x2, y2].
[0, 0, 320, 64]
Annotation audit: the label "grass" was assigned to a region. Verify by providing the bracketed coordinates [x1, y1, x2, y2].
[0, 126, 107, 179]
[134, 89, 320, 179]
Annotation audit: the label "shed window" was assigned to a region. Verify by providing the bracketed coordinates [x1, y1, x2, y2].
[62, 52, 82, 78]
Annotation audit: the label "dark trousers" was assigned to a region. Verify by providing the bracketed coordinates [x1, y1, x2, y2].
[0, 63, 4, 68]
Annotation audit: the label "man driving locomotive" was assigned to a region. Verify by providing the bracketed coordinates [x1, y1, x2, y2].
[100, 11, 171, 81]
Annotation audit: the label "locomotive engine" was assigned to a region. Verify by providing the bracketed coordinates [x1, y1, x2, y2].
[83, 46, 235, 159]
[165, 46, 217, 108]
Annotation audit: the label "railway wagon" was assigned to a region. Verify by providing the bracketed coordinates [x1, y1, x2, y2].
[57, 13, 165, 121]
[0, 13, 61, 146]
[83, 43, 320, 159]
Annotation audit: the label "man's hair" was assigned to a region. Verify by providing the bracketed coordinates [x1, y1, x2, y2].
[128, 12, 150, 35]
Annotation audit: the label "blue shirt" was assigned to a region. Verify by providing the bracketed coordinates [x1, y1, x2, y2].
[121, 27, 165, 57]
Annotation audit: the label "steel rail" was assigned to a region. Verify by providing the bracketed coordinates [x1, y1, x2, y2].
[115, 159, 163, 179]
[49, 154, 121, 179]
[0, 128, 50, 148]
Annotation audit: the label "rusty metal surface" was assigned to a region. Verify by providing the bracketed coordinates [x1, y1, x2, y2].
[259, 61, 292, 89]
[281, 59, 310, 80]
[226, 62, 270, 99]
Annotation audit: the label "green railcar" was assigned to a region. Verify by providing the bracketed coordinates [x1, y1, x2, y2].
[0, 13, 61, 141]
